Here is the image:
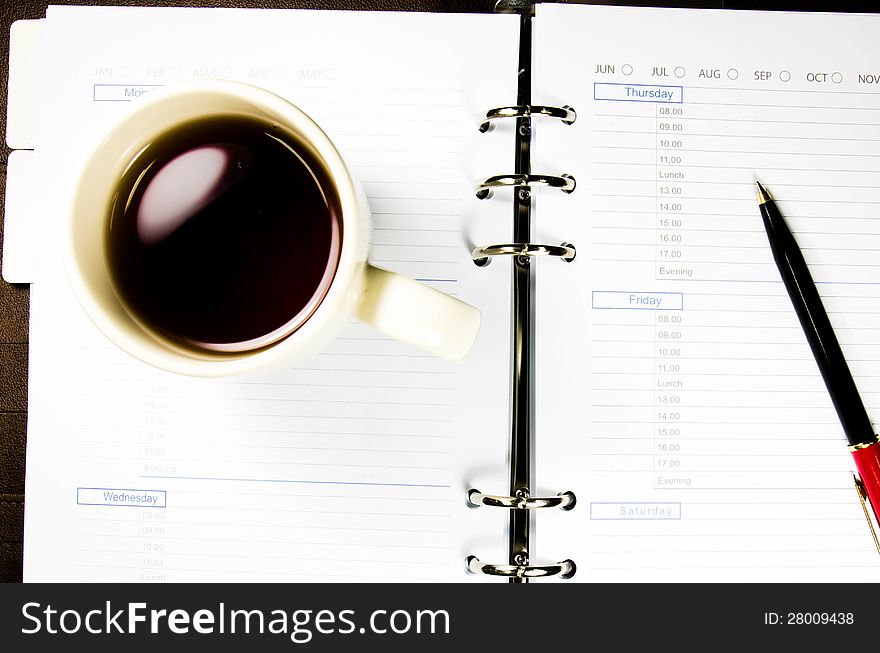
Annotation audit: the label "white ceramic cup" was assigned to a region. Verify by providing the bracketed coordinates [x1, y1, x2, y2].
[65, 80, 480, 377]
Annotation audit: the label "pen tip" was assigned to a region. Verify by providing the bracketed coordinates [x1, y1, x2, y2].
[756, 181, 771, 205]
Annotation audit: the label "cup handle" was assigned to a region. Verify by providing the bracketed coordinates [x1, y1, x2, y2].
[355, 264, 481, 361]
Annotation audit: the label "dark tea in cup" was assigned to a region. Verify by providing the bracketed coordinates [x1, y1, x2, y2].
[105, 114, 342, 353]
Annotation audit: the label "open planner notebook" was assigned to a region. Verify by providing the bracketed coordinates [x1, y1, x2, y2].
[5, 3, 880, 582]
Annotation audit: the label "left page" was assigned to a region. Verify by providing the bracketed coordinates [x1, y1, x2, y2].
[23, 6, 519, 581]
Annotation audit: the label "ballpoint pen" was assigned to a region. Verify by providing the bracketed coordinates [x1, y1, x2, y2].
[756, 181, 880, 554]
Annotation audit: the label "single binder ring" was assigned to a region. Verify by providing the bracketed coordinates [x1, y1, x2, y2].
[493, 0, 533, 13]
[475, 173, 576, 199]
[466, 488, 576, 510]
[472, 242, 576, 267]
[465, 555, 577, 579]
[479, 104, 577, 132]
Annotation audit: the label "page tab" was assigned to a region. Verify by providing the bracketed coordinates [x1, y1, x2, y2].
[6, 19, 44, 150]
[2, 150, 34, 284]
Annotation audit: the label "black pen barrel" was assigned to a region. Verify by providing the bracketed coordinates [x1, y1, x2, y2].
[759, 199, 876, 447]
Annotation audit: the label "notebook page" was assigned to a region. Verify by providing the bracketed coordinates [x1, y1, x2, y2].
[23, 6, 519, 581]
[533, 4, 880, 581]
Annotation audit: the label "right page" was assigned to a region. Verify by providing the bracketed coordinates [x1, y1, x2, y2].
[533, 4, 880, 581]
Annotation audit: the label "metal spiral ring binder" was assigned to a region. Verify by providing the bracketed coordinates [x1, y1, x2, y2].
[466, 556, 577, 580]
[466, 0, 577, 582]
[476, 173, 576, 199]
[479, 104, 577, 132]
[466, 488, 576, 510]
[472, 242, 576, 267]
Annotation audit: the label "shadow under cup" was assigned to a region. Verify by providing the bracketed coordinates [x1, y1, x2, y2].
[69, 84, 357, 372]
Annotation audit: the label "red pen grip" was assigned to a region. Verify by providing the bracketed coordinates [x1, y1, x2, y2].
[851, 441, 880, 523]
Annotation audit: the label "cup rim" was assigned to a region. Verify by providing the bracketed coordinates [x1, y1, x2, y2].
[65, 79, 364, 377]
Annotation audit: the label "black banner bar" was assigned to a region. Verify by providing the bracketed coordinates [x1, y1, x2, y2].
[0, 582, 876, 651]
